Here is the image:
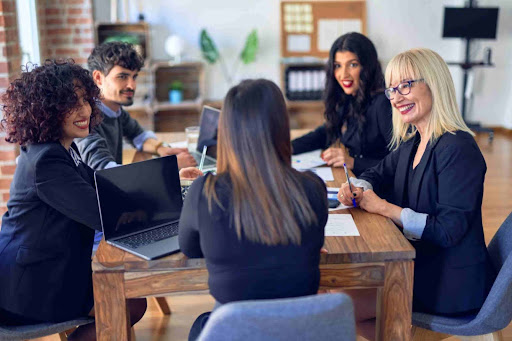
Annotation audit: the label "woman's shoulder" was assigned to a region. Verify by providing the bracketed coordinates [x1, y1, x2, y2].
[434, 131, 484, 165]
[435, 131, 478, 151]
[296, 170, 326, 194]
[26, 142, 67, 161]
[368, 92, 390, 109]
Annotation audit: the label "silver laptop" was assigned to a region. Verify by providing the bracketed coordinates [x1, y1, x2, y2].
[190, 105, 220, 169]
[94, 155, 183, 260]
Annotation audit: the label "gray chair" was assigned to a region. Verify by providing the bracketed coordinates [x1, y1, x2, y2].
[412, 212, 512, 341]
[197, 293, 356, 341]
[0, 317, 94, 341]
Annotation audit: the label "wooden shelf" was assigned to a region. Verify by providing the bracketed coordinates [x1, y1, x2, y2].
[153, 99, 203, 111]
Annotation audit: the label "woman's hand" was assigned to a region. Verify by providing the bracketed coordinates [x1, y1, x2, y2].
[321, 147, 354, 168]
[337, 182, 363, 206]
[179, 167, 203, 180]
[359, 189, 388, 215]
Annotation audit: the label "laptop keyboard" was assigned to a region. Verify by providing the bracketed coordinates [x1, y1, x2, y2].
[117, 222, 179, 249]
[193, 153, 216, 167]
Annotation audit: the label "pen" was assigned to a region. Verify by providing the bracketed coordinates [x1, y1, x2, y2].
[343, 163, 357, 208]
[198, 145, 207, 171]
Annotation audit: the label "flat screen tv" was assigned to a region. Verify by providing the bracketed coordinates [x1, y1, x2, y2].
[443, 7, 499, 39]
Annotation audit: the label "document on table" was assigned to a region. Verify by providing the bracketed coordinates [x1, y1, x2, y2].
[325, 214, 360, 236]
[309, 167, 334, 182]
[169, 140, 187, 148]
[292, 149, 326, 170]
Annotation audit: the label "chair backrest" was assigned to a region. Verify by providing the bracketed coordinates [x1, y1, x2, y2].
[487, 212, 512, 271]
[0, 317, 94, 340]
[197, 293, 356, 341]
[472, 212, 512, 333]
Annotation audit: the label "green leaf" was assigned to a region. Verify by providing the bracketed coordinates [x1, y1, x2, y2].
[104, 34, 139, 45]
[240, 29, 258, 65]
[199, 29, 219, 64]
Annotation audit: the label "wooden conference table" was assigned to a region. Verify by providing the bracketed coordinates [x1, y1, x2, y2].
[92, 131, 415, 340]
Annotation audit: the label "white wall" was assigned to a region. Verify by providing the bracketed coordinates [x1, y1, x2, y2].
[94, 0, 511, 128]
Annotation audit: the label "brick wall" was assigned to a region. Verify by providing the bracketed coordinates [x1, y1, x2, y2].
[0, 0, 21, 215]
[0, 0, 94, 215]
[37, 0, 95, 65]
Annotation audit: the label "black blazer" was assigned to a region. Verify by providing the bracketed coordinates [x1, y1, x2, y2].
[359, 131, 495, 314]
[292, 93, 392, 176]
[0, 142, 102, 323]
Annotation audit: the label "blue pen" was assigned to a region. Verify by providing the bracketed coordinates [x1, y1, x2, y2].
[343, 163, 357, 208]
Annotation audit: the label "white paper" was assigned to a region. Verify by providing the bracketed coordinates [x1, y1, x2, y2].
[292, 149, 326, 170]
[287, 34, 311, 52]
[325, 214, 359, 236]
[309, 167, 334, 182]
[317, 19, 362, 51]
[169, 140, 187, 148]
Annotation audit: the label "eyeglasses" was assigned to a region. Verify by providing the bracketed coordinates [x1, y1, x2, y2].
[384, 79, 424, 100]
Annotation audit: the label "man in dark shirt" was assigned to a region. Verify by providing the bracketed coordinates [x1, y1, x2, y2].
[76, 42, 196, 170]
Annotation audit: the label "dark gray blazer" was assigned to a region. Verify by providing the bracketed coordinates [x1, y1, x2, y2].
[0, 142, 101, 322]
[292, 93, 392, 176]
[359, 131, 495, 314]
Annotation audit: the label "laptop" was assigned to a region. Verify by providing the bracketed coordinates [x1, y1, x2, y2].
[190, 105, 220, 169]
[94, 155, 183, 260]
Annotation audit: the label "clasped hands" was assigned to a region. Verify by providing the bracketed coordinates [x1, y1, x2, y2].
[337, 182, 388, 215]
[156, 146, 197, 169]
[321, 147, 354, 169]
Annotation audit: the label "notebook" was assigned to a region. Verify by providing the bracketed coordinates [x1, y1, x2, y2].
[94, 155, 183, 260]
[191, 105, 220, 169]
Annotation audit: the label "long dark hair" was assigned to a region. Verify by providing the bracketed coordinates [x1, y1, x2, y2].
[205, 79, 317, 246]
[324, 32, 385, 142]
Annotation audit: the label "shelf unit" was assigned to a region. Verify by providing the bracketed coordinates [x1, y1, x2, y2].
[121, 61, 206, 132]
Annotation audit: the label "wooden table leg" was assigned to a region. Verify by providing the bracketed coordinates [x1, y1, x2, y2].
[93, 272, 131, 341]
[153, 297, 172, 315]
[376, 260, 414, 341]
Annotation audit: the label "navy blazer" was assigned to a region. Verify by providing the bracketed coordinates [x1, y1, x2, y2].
[0, 142, 102, 323]
[292, 93, 392, 176]
[359, 131, 495, 314]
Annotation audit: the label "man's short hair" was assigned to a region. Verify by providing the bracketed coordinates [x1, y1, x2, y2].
[88, 42, 144, 76]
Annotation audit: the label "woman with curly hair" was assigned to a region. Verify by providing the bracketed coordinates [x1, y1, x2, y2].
[0, 60, 146, 339]
[292, 32, 392, 176]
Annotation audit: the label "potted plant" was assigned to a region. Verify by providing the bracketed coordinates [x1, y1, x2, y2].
[199, 29, 259, 86]
[168, 80, 184, 104]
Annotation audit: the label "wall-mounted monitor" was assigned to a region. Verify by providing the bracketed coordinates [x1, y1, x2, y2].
[442, 7, 499, 39]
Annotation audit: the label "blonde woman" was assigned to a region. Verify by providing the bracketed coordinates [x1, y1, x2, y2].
[179, 79, 328, 340]
[338, 48, 495, 339]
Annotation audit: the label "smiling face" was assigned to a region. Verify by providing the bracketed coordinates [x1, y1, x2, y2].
[334, 51, 361, 96]
[389, 75, 432, 131]
[60, 88, 92, 149]
[93, 65, 138, 111]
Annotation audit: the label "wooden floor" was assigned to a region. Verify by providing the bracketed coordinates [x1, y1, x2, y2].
[34, 131, 512, 341]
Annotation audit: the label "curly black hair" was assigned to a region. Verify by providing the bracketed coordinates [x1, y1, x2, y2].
[0, 59, 102, 146]
[324, 32, 385, 142]
[87, 42, 144, 75]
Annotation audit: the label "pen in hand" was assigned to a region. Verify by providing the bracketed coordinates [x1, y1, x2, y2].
[198, 145, 207, 171]
[343, 163, 357, 208]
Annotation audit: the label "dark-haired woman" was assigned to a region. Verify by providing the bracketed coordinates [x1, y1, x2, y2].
[179, 79, 329, 340]
[0, 61, 146, 340]
[292, 32, 392, 176]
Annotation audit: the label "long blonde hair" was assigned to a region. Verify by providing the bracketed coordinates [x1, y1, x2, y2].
[385, 48, 473, 149]
[204, 79, 318, 246]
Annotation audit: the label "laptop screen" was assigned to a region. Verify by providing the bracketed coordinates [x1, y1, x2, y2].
[95, 156, 183, 241]
[197, 106, 220, 158]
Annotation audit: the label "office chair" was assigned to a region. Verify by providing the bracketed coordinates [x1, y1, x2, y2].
[197, 293, 356, 341]
[412, 212, 512, 340]
[0, 317, 94, 340]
